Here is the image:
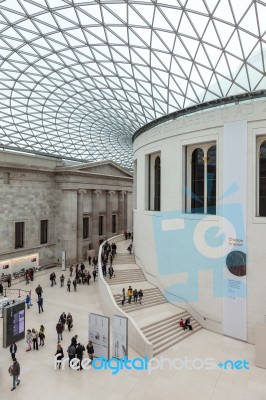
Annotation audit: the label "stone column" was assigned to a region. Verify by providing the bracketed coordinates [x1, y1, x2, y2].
[77, 189, 86, 261]
[118, 191, 126, 234]
[92, 190, 101, 252]
[124, 191, 128, 231]
[106, 190, 115, 239]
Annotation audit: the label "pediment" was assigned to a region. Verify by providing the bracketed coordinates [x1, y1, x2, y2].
[77, 162, 132, 178]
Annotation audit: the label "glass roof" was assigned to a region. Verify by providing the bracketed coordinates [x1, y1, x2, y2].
[0, 0, 265, 168]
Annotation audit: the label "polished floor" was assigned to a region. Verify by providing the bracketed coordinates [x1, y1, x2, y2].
[1, 245, 266, 400]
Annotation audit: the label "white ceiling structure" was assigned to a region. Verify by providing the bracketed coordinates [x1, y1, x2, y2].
[0, 0, 265, 167]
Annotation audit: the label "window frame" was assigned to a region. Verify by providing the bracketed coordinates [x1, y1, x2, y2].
[83, 216, 89, 239]
[15, 221, 25, 249]
[40, 219, 48, 244]
[186, 142, 217, 215]
[257, 135, 266, 217]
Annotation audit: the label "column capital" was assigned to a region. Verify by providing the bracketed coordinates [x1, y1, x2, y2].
[93, 189, 102, 196]
[78, 188, 86, 195]
[106, 190, 115, 196]
[119, 190, 127, 197]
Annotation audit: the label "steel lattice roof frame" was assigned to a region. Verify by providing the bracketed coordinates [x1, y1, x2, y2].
[0, 0, 265, 168]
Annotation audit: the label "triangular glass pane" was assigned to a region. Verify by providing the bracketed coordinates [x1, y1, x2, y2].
[158, 6, 182, 30]
[213, 20, 234, 47]
[128, 6, 149, 27]
[132, 4, 154, 25]
[257, 3, 266, 36]
[153, 8, 172, 31]
[238, 4, 259, 36]
[105, 3, 127, 23]
[230, 0, 252, 23]
[132, 28, 151, 47]
[225, 30, 243, 59]
[187, 12, 209, 38]
[213, 0, 235, 24]
[203, 21, 221, 47]
[182, 36, 199, 58]
[179, 13, 198, 39]
[79, 5, 102, 23]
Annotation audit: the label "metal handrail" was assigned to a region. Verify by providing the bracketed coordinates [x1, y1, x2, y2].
[3, 288, 31, 298]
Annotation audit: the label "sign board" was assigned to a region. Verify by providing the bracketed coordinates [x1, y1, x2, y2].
[3, 301, 25, 347]
[89, 313, 110, 359]
[112, 315, 128, 359]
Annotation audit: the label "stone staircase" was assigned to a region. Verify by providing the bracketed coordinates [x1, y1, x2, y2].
[104, 245, 202, 356]
[141, 310, 202, 356]
[113, 287, 167, 312]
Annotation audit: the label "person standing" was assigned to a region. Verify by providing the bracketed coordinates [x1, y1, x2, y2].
[70, 265, 73, 277]
[35, 285, 43, 298]
[86, 341, 94, 361]
[92, 269, 96, 282]
[25, 294, 31, 310]
[56, 321, 63, 343]
[37, 296, 44, 313]
[60, 274, 65, 287]
[10, 343, 17, 360]
[133, 289, 138, 303]
[121, 288, 126, 306]
[25, 271, 30, 284]
[67, 343, 76, 367]
[127, 286, 133, 304]
[9, 358, 20, 391]
[76, 343, 85, 370]
[88, 256, 92, 266]
[87, 272, 91, 285]
[7, 274, 11, 288]
[138, 289, 143, 305]
[26, 329, 33, 351]
[0, 281, 3, 295]
[60, 312, 66, 330]
[67, 278, 71, 292]
[55, 344, 64, 369]
[32, 329, 38, 350]
[71, 334, 78, 348]
[39, 325, 45, 346]
[66, 313, 73, 332]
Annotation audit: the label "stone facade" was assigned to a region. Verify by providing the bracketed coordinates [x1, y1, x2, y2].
[0, 151, 133, 265]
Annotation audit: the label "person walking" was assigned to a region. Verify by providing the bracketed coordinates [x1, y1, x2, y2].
[39, 325, 45, 346]
[35, 285, 43, 298]
[10, 343, 17, 360]
[87, 272, 91, 285]
[26, 329, 33, 351]
[55, 344, 64, 369]
[9, 358, 20, 391]
[25, 294, 31, 310]
[67, 278, 71, 292]
[92, 269, 96, 282]
[56, 321, 63, 343]
[37, 296, 44, 313]
[86, 341, 94, 361]
[72, 279, 77, 292]
[25, 271, 30, 284]
[71, 334, 78, 348]
[66, 313, 73, 332]
[76, 343, 85, 370]
[32, 329, 38, 350]
[60, 312, 66, 330]
[70, 265, 73, 277]
[7, 274, 11, 288]
[0, 281, 3, 296]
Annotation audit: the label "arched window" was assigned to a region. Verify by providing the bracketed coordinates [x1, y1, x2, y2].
[207, 146, 216, 215]
[259, 140, 266, 216]
[154, 156, 161, 211]
[187, 143, 216, 214]
[191, 148, 204, 213]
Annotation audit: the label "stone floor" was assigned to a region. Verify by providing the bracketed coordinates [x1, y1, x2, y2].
[0, 243, 266, 400]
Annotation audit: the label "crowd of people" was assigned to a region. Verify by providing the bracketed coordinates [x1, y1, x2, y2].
[179, 317, 193, 331]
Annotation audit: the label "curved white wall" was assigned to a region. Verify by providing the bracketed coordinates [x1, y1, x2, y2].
[133, 99, 266, 344]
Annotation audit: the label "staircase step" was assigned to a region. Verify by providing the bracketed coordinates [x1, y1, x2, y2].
[145, 317, 197, 340]
[153, 323, 201, 350]
[124, 299, 168, 313]
[141, 311, 188, 333]
[153, 326, 202, 356]
[149, 321, 200, 344]
[117, 296, 167, 310]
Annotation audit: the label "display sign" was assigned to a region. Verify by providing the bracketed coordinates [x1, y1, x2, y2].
[89, 313, 110, 359]
[223, 120, 247, 341]
[62, 251, 66, 271]
[3, 301, 26, 348]
[112, 315, 128, 359]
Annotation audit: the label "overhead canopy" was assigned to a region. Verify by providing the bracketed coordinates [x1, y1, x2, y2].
[0, 0, 265, 167]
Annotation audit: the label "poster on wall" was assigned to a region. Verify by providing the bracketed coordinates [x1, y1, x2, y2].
[222, 120, 247, 341]
[62, 251, 66, 271]
[112, 315, 128, 359]
[0, 254, 39, 281]
[88, 313, 110, 359]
